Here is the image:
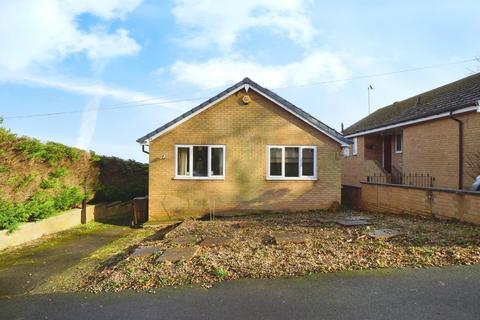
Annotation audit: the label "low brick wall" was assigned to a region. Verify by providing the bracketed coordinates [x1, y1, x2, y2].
[359, 182, 480, 225]
[83, 201, 133, 224]
[0, 201, 134, 251]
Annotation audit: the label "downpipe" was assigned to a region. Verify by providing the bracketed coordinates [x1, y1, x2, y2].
[449, 111, 464, 190]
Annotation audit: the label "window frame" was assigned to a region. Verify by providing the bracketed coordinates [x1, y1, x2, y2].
[266, 145, 317, 180]
[352, 137, 358, 156]
[174, 144, 226, 180]
[394, 134, 403, 154]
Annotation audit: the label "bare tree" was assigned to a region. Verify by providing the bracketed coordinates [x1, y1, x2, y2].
[466, 151, 480, 181]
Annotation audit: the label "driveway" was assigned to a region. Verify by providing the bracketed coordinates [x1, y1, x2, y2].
[0, 224, 132, 297]
[1, 265, 479, 320]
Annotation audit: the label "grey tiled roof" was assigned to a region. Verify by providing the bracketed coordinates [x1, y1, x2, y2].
[344, 73, 480, 135]
[137, 77, 351, 145]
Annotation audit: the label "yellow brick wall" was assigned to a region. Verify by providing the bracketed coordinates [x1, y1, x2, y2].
[359, 183, 480, 225]
[342, 111, 480, 189]
[402, 117, 459, 189]
[403, 112, 480, 189]
[147, 89, 342, 220]
[341, 136, 365, 187]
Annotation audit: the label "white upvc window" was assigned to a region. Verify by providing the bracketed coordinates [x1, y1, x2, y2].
[395, 133, 403, 153]
[266, 145, 317, 180]
[175, 145, 225, 180]
[352, 137, 358, 156]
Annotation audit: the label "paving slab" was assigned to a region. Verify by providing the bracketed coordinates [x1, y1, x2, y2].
[368, 229, 403, 239]
[131, 247, 161, 257]
[343, 216, 373, 221]
[272, 232, 308, 245]
[335, 219, 372, 227]
[199, 236, 231, 247]
[157, 246, 200, 262]
[170, 235, 198, 245]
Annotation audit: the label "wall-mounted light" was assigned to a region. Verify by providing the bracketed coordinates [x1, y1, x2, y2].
[242, 95, 251, 104]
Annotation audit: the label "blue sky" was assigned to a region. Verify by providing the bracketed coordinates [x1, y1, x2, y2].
[1, 0, 479, 162]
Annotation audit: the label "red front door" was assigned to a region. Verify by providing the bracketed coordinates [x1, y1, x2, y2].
[383, 135, 392, 173]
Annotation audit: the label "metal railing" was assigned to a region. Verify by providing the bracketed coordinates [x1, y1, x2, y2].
[366, 173, 436, 188]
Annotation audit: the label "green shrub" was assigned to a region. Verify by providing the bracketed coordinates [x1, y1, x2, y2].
[53, 187, 84, 211]
[12, 138, 80, 165]
[7, 173, 36, 191]
[39, 177, 57, 189]
[14, 174, 36, 191]
[0, 127, 17, 145]
[49, 167, 68, 178]
[21, 194, 56, 221]
[0, 187, 84, 233]
[89, 151, 101, 162]
[40, 168, 68, 189]
[0, 166, 10, 174]
[213, 267, 229, 278]
[6, 175, 19, 187]
[0, 199, 26, 233]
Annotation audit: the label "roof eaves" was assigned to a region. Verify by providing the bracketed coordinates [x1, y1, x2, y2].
[345, 102, 479, 137]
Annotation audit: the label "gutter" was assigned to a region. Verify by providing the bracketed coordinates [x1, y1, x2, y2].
[449, 111, 464, 190]
[142, 145, 149, 154]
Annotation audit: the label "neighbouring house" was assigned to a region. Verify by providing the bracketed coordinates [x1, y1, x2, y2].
[342, 73, 480, 190]
[137, 78, 351, 220]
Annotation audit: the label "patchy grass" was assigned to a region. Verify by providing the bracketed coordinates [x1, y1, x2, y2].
[82, 211, 480, 292]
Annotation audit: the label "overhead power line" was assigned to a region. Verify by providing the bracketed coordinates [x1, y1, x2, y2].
[271, 58, 477, 90]
[2, 57, 477, 120]
[3, 96, 209, 119]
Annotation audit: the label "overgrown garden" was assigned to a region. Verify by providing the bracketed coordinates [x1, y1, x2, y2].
[0, 118, 147, 232]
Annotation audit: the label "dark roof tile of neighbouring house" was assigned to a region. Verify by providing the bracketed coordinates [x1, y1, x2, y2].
[137, 77, 351, 145]
[343, 73, 480, 136]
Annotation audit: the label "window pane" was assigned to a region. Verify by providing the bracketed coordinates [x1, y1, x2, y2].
[211, 147, 224, 176]
[285, 147, 299, 177]
[177, 147, 190, 176]
[269, 148, 282, 176]
[302, 148, 314, 176]
[396, 134, 402, 152]
[193, 146, 208, 177]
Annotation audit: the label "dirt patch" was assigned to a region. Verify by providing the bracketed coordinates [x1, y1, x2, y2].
[82, 211, 480, 292]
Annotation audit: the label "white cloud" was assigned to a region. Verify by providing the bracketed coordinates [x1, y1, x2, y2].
[170, 50, 350, 89]
[76, 96, 102, 150]
[172, 0, 316, 51]
[5, 73, 187, 111]
[0, 0, 142, 71]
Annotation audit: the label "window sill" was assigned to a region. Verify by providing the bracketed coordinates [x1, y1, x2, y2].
[266, 177, 317, 181]
[395, 151, 403, 154]
[173, 176, 225, 181]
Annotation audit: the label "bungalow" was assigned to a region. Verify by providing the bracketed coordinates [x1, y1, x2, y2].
[342, 73, 480, 190]
[137, 78, 351, 220]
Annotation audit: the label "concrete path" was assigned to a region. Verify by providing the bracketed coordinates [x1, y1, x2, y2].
[1, 265, 479, 320]
[0, 224, 132, 297]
